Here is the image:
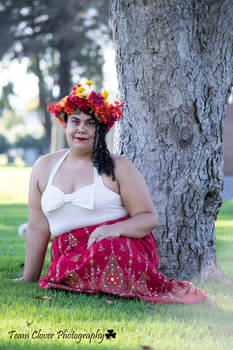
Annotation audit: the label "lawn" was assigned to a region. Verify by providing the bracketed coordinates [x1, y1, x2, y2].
[0, 165, 233, 350]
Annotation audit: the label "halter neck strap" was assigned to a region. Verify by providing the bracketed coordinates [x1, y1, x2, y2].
[47, 150, 100, 187]
[47, 150, 70, 186]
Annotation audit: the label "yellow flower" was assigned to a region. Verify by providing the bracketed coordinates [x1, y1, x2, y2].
[85, 81, 94, 86]
[59, 96, 68, 107]
[101, 89, 109, 100]
[76, 87, 88, 98]
[76, 87, 85, 93]
[79, 91, 89, 99]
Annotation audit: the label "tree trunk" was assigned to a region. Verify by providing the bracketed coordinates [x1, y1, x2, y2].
[109, 0, 233, 282]
[33, 55, 52, 153]
[51, 44, 71, 151]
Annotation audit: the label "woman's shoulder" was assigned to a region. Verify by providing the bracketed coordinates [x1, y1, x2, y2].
[111, 153, 128, 166]
[31, 149, 68, 182]
[110, 153, 138, 176]
[31, 149, 69, 192]
[34, 149, 68, 169]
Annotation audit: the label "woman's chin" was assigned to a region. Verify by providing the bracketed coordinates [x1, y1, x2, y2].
[69, 143, 93, 154]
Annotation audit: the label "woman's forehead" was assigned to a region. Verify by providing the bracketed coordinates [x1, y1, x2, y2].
[69, 113, 93, 121]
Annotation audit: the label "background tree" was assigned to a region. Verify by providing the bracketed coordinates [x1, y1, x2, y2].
[0, 0, 110, 152]
[109, 0, 233, 282]
[0, 134, 10, 154]
[0, 83, 14, 115]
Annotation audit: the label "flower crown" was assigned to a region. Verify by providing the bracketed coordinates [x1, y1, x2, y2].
[47, 81, 124, 132]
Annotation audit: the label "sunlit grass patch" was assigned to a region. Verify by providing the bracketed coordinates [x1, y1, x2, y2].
[215, 206, 233, 281]
[0, 165, 31, 204]
[215, 220, 233, 228]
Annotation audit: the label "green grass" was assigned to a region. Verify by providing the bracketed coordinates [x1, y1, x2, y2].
[0, 165, 233, 350]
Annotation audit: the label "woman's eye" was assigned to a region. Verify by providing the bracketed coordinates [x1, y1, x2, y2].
[71, 120, 94, 127]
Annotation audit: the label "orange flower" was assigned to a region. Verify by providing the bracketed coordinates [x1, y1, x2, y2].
[47, 81, 124, 132]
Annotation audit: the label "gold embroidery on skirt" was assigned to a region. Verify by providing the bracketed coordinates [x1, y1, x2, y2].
[99, 253, 128, 294]
[68, 234, 80, 247]
[55, 257, 62, 282]
[119, 243, 126, 252]
[63, 271, 85, 290]
[70, 254, 83, 261]
[89, 246, 98, 290]
[98, 243, 105, 252]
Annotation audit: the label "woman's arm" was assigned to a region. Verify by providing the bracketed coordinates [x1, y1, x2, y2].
[87, 155, 159, 248]
[14, 159, 50, 282]
[115, 155, 159, 237]
[109, 155, 159, 238]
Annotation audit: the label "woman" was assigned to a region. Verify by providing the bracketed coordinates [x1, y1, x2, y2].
[15, 81, 211, 305]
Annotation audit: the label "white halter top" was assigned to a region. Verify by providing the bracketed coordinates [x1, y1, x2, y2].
[41, 151, 128, 236]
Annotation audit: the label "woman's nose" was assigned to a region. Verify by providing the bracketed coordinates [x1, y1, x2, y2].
[77, 123, 87, 132]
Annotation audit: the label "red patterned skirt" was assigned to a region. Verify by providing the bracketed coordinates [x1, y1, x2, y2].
[39, 215, 206, 304]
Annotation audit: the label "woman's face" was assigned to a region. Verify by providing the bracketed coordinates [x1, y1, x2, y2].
[63, 112, 97, 153]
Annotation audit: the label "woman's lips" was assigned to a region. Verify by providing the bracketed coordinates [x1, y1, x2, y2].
[76, 137, 88, 141]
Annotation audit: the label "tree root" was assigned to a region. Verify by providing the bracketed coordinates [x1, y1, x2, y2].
[197, 258, 233, 285]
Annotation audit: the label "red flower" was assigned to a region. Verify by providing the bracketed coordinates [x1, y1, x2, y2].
[47, 82, 124, 131]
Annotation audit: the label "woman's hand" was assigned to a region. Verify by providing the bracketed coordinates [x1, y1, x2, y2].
[87, 224, 120, 249]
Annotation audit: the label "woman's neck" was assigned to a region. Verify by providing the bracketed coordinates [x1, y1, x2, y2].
[67, 149, 93, 164]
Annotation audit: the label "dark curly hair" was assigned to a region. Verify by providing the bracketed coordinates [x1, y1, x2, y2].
[91, 115, 116, 181]
[64, 114, 116, 181]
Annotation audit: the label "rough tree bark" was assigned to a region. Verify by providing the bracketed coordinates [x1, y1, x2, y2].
[109, 0, 233, 282]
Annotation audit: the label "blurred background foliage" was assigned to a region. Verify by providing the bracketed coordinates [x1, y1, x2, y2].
[0, 0, 112, 164]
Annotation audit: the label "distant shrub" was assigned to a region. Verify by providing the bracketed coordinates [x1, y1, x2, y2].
[0, 134, 10, 153]
[14, 134, 45, 153]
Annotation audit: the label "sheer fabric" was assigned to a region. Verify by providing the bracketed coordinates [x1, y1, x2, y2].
[39, 215, 206, 304]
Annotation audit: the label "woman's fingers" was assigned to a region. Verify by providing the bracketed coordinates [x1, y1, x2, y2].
[87, 225, 119, 249]
[87, 227, 105, 248]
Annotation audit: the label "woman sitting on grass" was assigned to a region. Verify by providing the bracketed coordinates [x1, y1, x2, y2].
[15, 81, 212, 306]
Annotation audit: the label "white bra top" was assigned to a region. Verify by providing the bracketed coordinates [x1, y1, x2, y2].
[41, 150, 128, 236]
